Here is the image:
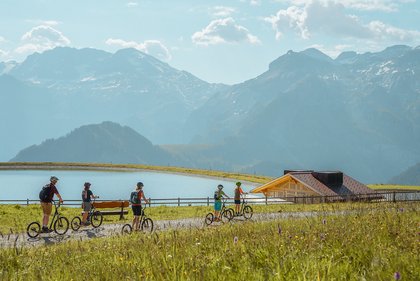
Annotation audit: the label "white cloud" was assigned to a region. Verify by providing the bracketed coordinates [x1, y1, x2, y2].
[192, 17, 261, 46]
[267, 1, 420, 42]
[106, 38, 138, 49]
[141, 40, 171, 61]
[25, 19, 62, 26]
[15, 44, 42, 55]
[304, 1, 373, 38]
[0, 37, 12, 61]
[212, 6, 236, 17]
[307, 43, 354, 58]
[367, 20, 420, 41]
[0, 48, 7, 58]
[15, 25, 70, 55]
[126, 2, 138, 8]
[340, 0, 417, 12]
[250, 0, 261, 6]
[239, 0, 261, 5]
[42, 20, 61, 26]
[105, 38, 171, 61]
[286, 0, 411, 12]
[265, 6, 309, 40]
[21, 25, 70, 44]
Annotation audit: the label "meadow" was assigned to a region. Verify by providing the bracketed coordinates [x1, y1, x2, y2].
[0, 202, 418, 280]
[0, 201, 415, 234]
[368, 184, 420, 191]
[1, 163, 419, 280]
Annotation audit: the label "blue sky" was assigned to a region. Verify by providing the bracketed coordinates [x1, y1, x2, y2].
[0, 0, 419, 84]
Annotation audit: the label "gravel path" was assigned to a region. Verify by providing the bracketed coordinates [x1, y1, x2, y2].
[0, 211, 324, 249]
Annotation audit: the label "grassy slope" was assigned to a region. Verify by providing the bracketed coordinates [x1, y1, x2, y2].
[367, 184, 420, 191]
[0, 162, 419, 232]
[0, 201, 416, 234]
[0, 202, 418, 280]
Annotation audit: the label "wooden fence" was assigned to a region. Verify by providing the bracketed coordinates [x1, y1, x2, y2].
[0, 191, 419, 207]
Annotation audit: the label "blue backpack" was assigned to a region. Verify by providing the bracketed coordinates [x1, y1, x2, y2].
[214, 191, 221, 201]
[130, 191, 140, 204]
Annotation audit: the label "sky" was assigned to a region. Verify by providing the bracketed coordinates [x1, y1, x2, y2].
[0, 0, 419, 85]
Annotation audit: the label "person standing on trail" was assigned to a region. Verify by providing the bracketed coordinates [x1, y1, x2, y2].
[39, 176, 63, 233]
[214, 184, 229, 221]
[130, 182, 149, 230]
[81, 182, 98, 226]
[234, 182, 245, 215]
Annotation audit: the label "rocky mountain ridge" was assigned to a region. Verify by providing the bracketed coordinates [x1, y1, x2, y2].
[2, 45, 419, 183]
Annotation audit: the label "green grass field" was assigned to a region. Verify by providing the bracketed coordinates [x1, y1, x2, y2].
[0, 202, 418, 280]
[0, 201, 412, 234]
[1, 163, 419, 279]
[368, 184, 420, 191]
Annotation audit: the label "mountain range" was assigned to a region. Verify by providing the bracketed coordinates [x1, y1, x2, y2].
[0, 47, 225, 161]
[186, 45, 420, 183]
[388, 162, 420, 185]
[1, 45, 419, 183]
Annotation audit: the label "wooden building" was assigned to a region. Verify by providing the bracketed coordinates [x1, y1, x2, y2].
[250, 170, 372, 199]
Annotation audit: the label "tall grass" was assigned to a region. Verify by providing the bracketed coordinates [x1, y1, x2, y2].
[368, 184, 420, 191]
[1, 201, 413, 234]
[0, 202, 418, 280]
[1, 201, 419, 233]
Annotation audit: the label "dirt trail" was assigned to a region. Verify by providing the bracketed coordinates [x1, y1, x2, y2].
[0, 211, 321, 248]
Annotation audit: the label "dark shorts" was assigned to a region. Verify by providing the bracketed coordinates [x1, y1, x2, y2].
[234, 200, 241, 205]
[132, 205, 142, 216]
[82, 202, 92, 212]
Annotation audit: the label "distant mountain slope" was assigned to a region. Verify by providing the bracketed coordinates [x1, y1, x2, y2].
[0, 61, 17, 75]
[10, 122, 179, 165]
[186, 45, 420, 182]
[6, 47, 227, 145]
[0, 74, 65, 161]
[0, 47, 227, 160]
[2, 45, 419, 183]
[388, 163, 420, 185]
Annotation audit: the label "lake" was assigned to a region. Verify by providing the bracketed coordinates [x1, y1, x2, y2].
[0, 170, 259, 202]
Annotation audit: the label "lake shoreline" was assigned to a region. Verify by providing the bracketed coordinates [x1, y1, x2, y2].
[0, 163, 263, 187]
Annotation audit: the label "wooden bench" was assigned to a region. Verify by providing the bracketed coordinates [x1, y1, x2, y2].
[92, 201, 130, 220]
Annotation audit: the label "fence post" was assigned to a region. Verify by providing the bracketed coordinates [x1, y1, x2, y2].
[27, 198, 29, 206]
[207, 197, 209, 206]
[149, 198, 151, 207]
[392, 192, 396, 203]
[265, 195, 268, 205]
[120, 202, 124, 220]
[178, 197, 180, 207]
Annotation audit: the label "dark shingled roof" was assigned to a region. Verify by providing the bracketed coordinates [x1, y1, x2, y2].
[341, 174, 373, 194]
[291, 172, 372, 196]
[290, 173, 337, 196]
[251, 170, 372, 197]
